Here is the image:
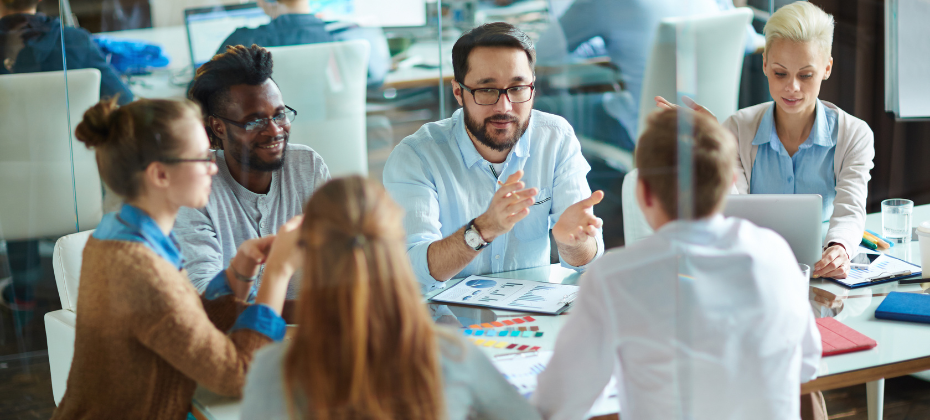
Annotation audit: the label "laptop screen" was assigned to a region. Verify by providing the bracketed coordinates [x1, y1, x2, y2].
[185, 4, 271, 68]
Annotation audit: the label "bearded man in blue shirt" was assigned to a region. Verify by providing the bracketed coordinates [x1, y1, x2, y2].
[384, 22, 604, 292]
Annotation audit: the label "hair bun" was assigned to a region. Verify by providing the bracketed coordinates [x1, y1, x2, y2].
[75, 98, 120, 148]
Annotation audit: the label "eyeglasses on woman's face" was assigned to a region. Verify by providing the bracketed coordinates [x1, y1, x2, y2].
[159, 153, 217, 170]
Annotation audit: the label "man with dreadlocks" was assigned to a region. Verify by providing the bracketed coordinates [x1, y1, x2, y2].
[177, 44, 330, 295]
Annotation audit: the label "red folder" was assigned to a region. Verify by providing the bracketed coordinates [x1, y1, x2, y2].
[816, 317, 878, 356]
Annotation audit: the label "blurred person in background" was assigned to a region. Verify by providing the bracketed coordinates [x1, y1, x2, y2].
[0, 0, 133, 103]
[536, 0, 764, 150]
[216, 0, 390, 86]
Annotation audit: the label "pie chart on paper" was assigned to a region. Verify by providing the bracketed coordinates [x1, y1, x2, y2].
[465, 279, 497, 289]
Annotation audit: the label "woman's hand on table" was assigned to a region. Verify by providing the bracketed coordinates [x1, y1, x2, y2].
[813, 244, 850, 279]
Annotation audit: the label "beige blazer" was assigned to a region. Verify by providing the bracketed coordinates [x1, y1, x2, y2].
[722, 100, 875, 255]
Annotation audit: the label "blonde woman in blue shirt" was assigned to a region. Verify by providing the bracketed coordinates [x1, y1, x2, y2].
[658, 1, 875, 279]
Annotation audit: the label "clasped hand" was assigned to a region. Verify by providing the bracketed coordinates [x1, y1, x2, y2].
[229, 215, 305, 283]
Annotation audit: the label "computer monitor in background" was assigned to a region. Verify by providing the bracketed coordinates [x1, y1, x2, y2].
[310, 0, 426, 27]
[185, 4, 271, 68]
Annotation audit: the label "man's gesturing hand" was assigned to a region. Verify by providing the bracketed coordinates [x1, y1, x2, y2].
[552, 191, 604, 247]
[474, 170, 538, 243]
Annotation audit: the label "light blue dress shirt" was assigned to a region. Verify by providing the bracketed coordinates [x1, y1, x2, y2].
[750, 99, 838, 222]
[93, 204, 285, 341]
[383, 109, 604, 292]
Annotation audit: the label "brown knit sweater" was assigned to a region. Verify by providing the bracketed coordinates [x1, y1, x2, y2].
[51, 238, 272, 420]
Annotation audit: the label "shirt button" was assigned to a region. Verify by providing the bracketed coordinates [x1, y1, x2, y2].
[495, 255, 501, 259]
[788, 176, 793, 182]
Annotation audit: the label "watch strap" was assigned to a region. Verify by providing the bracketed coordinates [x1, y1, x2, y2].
[466, 218, 489, 251]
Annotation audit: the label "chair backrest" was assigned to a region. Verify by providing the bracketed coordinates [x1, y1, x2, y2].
[637, 8, 752, 137]
[52, 230, 94, 312]
[0, 69, 104, 241]
[621, 169, 655, 245]
[266, 41, 371, 177]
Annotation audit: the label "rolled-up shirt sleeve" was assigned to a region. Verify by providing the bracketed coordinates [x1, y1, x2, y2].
[550, 125, 604, 271]
[229, 304, 286, 342]
[383, 143, 446, 292]
[175, 206, 225, 293]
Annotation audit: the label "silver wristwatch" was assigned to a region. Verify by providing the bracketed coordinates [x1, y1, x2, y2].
[464, 218, 489, 251]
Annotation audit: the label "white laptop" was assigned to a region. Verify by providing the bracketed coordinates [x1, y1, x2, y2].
[723, 194, 823, 267]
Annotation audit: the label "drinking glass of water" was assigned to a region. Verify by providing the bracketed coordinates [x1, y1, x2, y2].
[799, 263, 811, 280]
[882, 198, 913, 243]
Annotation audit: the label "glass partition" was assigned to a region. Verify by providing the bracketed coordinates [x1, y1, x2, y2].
[0, 0, 89, 416]
[7, 0, 930, 417]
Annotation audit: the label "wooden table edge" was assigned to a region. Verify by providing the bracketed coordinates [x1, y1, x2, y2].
[801, 355, 930, 393]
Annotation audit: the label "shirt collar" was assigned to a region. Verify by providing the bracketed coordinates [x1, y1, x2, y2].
[655, 213, 727, 244]
[752, 100, 836, 149]
[453, 108, 532, 169]
[117, 204, 184, 270]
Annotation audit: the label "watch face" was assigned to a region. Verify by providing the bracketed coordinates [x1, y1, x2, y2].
[465, 227, 483, 249]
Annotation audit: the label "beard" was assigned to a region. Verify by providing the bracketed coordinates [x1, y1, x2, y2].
[225, 132, 288, 172]
[463, 106, 531, 152]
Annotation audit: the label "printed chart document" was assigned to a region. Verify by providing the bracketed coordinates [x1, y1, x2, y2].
[492, 351, 619, 418]
[429, 276, 579, 314]
[831, 251, 921, 288]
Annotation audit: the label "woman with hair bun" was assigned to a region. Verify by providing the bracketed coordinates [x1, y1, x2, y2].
[240, 176, 541, 420]
[658, 1, 874, 281]
[52, 97, 299, 419]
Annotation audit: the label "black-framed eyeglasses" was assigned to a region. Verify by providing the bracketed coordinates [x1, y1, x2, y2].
[212, 106, 297, 133]
[459, 83, 535, 106]
[159, 153, 217, 169]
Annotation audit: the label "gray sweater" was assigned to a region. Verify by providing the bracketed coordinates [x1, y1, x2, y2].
[175, 144, 330, 294]
[240, 333, 543, 420]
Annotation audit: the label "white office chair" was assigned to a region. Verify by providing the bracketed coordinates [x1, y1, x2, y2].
[45, 229, 93, 404]
[637, 8, 752, 137]
[0, 69, 104, 241]
[266, 41, 370, 177]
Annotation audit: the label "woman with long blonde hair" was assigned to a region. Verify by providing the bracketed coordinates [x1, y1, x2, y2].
[241, 176, 541, 420]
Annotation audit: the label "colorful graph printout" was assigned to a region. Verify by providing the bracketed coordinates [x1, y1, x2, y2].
[430, 276, 579, 314]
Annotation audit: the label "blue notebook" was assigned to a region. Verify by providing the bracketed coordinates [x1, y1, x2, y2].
[875, 292, 930, 324]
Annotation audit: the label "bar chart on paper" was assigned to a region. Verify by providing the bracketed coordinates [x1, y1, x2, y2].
[430, 276, 579, 314]
[833, 252, 920, 287]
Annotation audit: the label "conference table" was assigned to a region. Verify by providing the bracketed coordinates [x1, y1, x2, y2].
[193, 206, 930, 420]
